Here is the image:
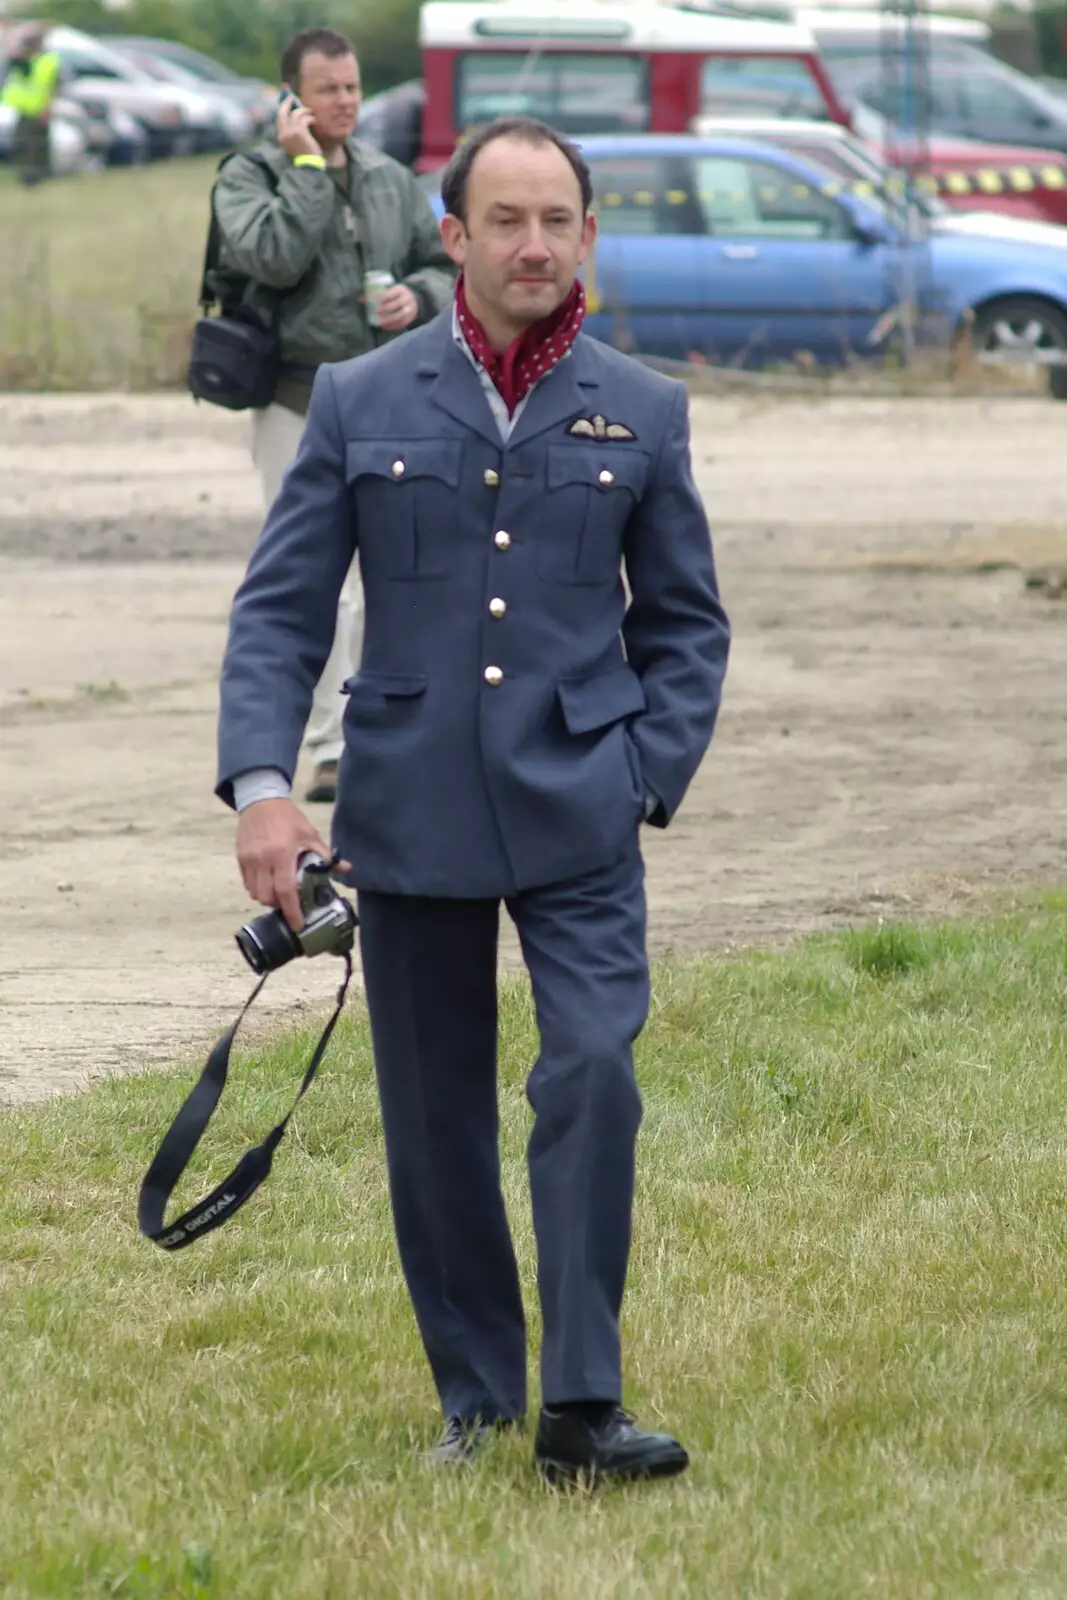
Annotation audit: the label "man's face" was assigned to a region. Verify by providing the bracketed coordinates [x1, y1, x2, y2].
[295, 50, 361, 146]
[442, 137, 596, 330]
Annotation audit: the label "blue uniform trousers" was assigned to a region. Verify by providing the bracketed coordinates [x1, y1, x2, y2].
[357, 837, 649, 1420]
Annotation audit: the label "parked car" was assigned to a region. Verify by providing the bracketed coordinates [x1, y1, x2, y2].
[73, 98, 151, 167]
[807, 9, 993, 72]
[682, 0, 994, 61]
[830, 52, 1067, 158]
[422, 134, 1067, 381]
[358, 79, 424, 167]
[129, 36, 276, 105]
[108, 37, 272, 142]
[417, 0, 851, 172]
[40, 25, 223, 158]
[694, 115, 1067, 227]
[876, 135, 1067, 228]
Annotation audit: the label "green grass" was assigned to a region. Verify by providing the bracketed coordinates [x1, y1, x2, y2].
[0, 159, 214, 390]
[3, 897, 1067, 1597]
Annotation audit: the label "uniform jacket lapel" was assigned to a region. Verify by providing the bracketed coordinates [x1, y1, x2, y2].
[507, 335, 601, 450]
[418, 314, 502, 449]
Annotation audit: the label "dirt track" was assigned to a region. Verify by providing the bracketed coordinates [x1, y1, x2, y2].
[1, 390, 1065, 1104]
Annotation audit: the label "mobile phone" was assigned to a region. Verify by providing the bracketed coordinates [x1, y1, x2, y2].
[277, 87, 303, 112]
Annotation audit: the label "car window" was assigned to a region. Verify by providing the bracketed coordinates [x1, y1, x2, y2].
[120, 50, 197, 88]
[57, 49, 124, 80]
[958, 73, 1043, 122]
[766, 136, 942, 214]
[155, 45, 240, 84]
[773, 138, 877, 183]
[819, 40, 987, 69]
[853, 75, 959, 126]
[701, 55, 830, 121]
[455, 53, 649, 135]
[588, 156, 703, 236]
[694, 157, 853, 240]
[118, 50, 166, 79]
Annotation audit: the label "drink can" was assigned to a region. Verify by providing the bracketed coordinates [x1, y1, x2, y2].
[364, 270, 395, 327]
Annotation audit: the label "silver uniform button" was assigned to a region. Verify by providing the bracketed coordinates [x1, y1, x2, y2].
[494, 530, 511, 550]
[484, 665, 504, 686]
[484, 468, 500, 487]
[489, 597, 507, 619]
[599, 469, 614, 487]
[392, 460, 406, 479]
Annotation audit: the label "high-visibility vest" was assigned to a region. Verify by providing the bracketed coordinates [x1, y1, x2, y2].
[1, 52, 60, 118]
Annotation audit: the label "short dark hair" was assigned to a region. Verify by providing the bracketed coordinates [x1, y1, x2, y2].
[280, 28, 358, 90]
[441, 117, 593, 224]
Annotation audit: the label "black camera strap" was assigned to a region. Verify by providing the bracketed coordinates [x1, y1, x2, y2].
[138, 953, 353, 1251]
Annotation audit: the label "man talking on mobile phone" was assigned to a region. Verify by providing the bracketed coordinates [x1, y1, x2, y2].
[212, 28, 455, 807]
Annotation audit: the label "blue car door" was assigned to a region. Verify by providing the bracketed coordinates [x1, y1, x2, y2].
[583, 153, 705, 360]
[686, 152, 896, 366]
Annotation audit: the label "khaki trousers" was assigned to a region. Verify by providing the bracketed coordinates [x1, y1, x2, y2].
[250, 403, 365, 766]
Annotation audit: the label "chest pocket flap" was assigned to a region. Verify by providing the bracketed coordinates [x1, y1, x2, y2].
[539, 445, 650, 585]
[546, 444, 650, 496]
[344, 439, 462, 580]
[345, 438, 462, 487]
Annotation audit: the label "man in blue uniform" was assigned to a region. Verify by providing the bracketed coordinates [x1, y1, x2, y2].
[217, 116, 730, 1482]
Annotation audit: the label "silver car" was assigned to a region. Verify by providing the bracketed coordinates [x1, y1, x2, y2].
[45, 26, 239, 158]
[110, 36, 273, 142]
[106, 39, 258, 149]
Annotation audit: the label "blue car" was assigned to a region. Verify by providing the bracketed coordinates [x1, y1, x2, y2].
[424, 134, 1067, 370]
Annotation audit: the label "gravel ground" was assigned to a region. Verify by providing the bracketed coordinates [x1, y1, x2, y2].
[1, 390, 1064, 1103]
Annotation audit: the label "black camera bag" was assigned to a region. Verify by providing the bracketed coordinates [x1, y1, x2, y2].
[187, 151, 288, 412]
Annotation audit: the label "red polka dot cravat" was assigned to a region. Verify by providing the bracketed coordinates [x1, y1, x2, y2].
[455, 274, 586, 417]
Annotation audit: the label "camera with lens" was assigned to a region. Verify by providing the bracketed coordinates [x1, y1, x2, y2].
[235, 852, 357, 976]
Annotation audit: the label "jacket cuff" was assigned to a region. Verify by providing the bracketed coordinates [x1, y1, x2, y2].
[405, 283, 435, 325]
[232, 767, 293, 811]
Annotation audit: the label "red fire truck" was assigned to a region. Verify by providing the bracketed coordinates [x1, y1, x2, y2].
[360, 0, 852, 170]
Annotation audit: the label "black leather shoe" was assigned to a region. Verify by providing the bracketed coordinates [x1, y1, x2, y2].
[535, 1404, 690, 1485]
[428, 1414, 522, 1467]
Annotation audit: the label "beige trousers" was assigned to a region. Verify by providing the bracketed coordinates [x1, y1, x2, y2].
[250, 403, 364, 766]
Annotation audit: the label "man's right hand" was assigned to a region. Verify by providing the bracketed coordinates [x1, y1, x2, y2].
[236, 799, 350, 933]
[277, 97, 323, 161]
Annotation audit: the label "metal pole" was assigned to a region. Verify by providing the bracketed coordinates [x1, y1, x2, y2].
[882, 0, 930, 366]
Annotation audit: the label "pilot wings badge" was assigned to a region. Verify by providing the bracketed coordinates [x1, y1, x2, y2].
[568, 414, 637, 441]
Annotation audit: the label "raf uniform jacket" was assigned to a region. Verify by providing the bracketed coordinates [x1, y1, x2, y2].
[217, 311, 731, 899]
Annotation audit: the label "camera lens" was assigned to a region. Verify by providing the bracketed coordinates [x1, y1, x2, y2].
[235, 910, 302, 975]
